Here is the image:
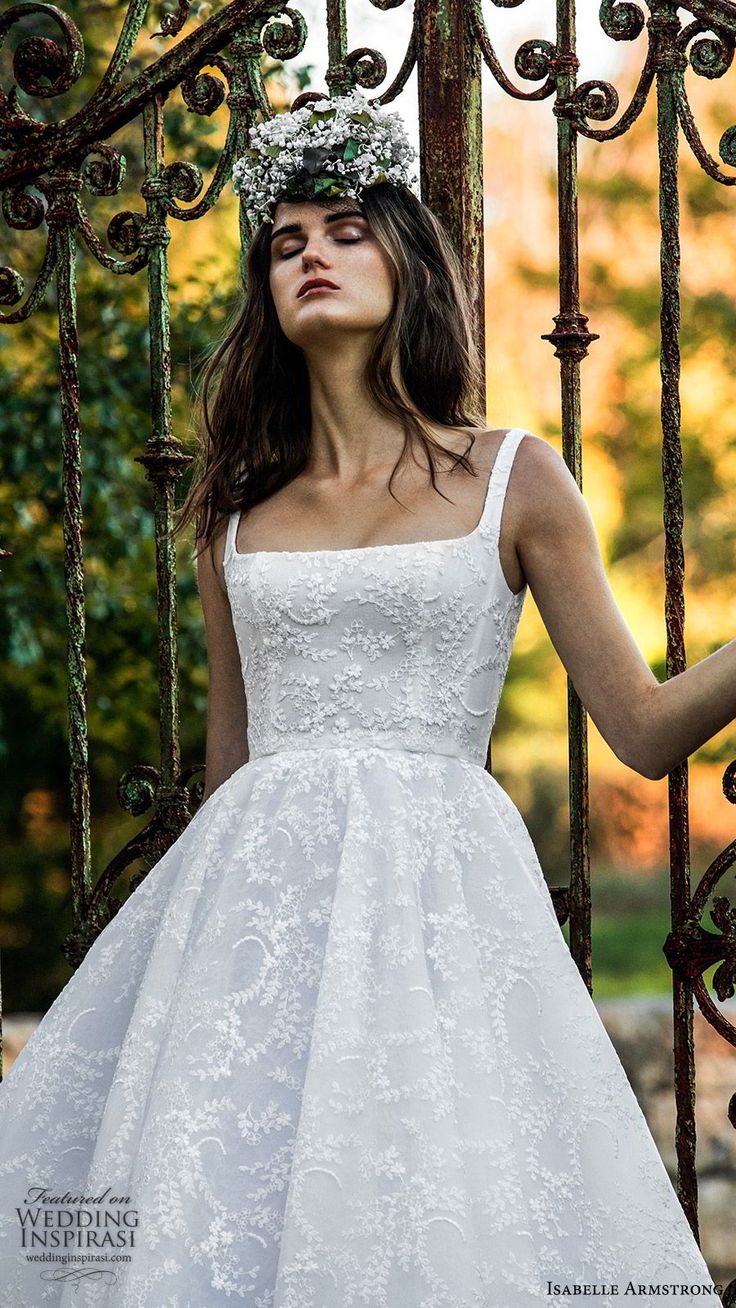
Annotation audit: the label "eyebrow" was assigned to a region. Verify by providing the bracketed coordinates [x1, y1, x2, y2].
[269, 209, 366, 246]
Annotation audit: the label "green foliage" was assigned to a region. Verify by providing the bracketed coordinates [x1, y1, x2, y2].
[0, 0, 319, 1013]
[0, 2, 251, 1010]
[588, 911, 674, 998]
[0, 261, 241, 1008]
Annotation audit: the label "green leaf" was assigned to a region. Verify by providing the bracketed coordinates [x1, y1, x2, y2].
[313, 176, 344, 195]
[309, 107, 337, 125]
[342, 137, 361, 163]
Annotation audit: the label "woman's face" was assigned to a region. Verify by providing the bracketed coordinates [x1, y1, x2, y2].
[267, 198, 395, 350]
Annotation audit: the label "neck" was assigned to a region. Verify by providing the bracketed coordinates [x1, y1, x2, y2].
[301, 337, 412, 477]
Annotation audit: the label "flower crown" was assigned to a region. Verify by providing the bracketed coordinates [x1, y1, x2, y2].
[231, 89, 419, 227]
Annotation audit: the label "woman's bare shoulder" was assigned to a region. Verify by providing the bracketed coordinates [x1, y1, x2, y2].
[429, 424, 514, 469]
[511, 432, 585, 516]
[439, 425, 569, 489]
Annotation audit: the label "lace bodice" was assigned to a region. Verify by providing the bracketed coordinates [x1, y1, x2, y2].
[223, 428, 528, 766]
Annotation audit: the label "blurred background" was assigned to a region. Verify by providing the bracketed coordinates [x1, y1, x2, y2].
[1, 2, 735, 1017]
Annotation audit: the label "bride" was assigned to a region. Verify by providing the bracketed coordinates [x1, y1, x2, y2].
[0, 88, 728, 1307]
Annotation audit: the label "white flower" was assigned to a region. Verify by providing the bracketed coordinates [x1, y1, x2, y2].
[231, 89, 419, 227]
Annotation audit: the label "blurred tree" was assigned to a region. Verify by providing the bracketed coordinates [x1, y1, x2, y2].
[0, 2, 311, 1010]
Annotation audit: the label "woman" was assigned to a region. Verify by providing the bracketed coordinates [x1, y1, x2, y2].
[0, 90, 730, 1306]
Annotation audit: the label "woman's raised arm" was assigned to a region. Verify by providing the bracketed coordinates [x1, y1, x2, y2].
[196, 523, 249, 803]
[510, 434, 736, 781]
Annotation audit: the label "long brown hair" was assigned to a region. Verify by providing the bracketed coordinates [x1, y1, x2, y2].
[175, 180, 489, 558]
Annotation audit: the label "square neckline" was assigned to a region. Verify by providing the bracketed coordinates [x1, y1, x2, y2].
[226, 427, 525, 568]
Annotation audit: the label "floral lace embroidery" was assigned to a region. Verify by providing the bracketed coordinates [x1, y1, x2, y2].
[223, 428, 529, 767]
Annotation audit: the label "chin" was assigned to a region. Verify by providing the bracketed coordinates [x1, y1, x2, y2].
[289, 313, 363, 345]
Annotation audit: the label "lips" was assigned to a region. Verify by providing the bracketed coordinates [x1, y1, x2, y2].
[297, 278, 339, 298]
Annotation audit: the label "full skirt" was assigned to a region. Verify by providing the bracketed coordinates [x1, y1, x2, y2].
[0, 745, 719, 1306]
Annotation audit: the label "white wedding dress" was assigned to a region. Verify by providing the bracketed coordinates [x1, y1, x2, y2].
[0, 426, 720, 1306]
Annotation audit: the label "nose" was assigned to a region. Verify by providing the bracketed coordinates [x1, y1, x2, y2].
[300, 235, 331, 269]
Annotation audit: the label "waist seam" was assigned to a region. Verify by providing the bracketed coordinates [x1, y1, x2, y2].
[247, 741, 488, 769]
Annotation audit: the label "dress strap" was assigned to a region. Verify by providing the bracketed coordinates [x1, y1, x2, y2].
[223, 509, 241, 565]
[480, 427, 528, 539]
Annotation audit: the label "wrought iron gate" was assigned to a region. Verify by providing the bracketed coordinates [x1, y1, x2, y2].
[1, 1, 734, 1296]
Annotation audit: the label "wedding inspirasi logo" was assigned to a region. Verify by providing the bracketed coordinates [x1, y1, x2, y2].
[16, 1184, 139, 1251]
[14, 1183, 141, 1289]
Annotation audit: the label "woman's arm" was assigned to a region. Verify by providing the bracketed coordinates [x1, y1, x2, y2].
[196, 523, 249, 803]
[510, 435, 736, 781]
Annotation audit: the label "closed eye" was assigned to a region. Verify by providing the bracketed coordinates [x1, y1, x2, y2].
[279, 237, 362, 261]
